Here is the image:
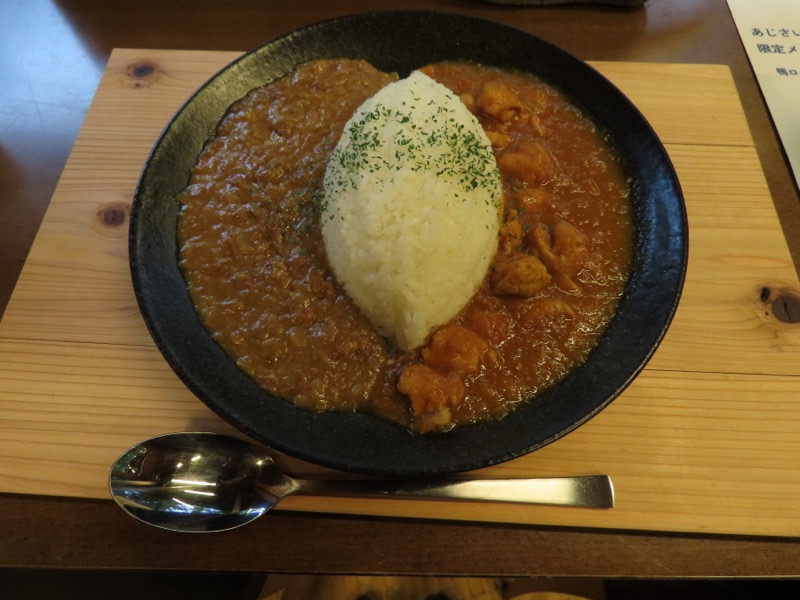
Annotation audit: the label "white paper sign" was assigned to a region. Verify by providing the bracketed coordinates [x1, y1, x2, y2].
[727, 0, 800, 188]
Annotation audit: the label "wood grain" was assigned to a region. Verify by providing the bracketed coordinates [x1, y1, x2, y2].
[2, 49, 799, 538]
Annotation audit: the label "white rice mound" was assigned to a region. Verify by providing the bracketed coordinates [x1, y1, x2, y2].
[321, 70, 503, 351]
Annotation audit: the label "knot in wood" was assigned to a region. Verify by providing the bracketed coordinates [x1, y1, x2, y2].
[103, 208, 126, 227]
[129, 62, 156, 79]
[758, 285, 800, 325]
[94, 203, 129, 237]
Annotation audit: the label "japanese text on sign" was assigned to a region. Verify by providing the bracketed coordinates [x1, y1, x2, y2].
[727, 0, 800, 188]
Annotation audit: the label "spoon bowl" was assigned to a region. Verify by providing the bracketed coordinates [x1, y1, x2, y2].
[109, 432, 614, 533]
[109, 432, 277, 532]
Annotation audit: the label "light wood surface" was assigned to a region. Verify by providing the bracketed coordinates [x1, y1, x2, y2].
[1, 49, 799, 538]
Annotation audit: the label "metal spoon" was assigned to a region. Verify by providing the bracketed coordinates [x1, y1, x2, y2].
[109, 431, 614, 533]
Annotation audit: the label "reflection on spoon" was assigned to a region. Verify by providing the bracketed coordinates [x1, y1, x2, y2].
[108, 432, 614, 533]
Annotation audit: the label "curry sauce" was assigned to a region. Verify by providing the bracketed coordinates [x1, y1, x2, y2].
[178, 59, 633, 433]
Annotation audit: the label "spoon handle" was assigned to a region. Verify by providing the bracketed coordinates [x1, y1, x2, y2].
[289, 475, 614, 508]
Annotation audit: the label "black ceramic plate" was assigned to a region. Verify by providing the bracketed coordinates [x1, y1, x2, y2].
[130, 11, 687, 477]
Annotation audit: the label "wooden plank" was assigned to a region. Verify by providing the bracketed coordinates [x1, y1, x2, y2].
[2, 49, 800, 538]
[3, 333, 795, 534]
[593, 61, 754, 148]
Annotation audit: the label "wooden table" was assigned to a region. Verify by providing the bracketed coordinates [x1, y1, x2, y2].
[3, 0, 800, 578]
